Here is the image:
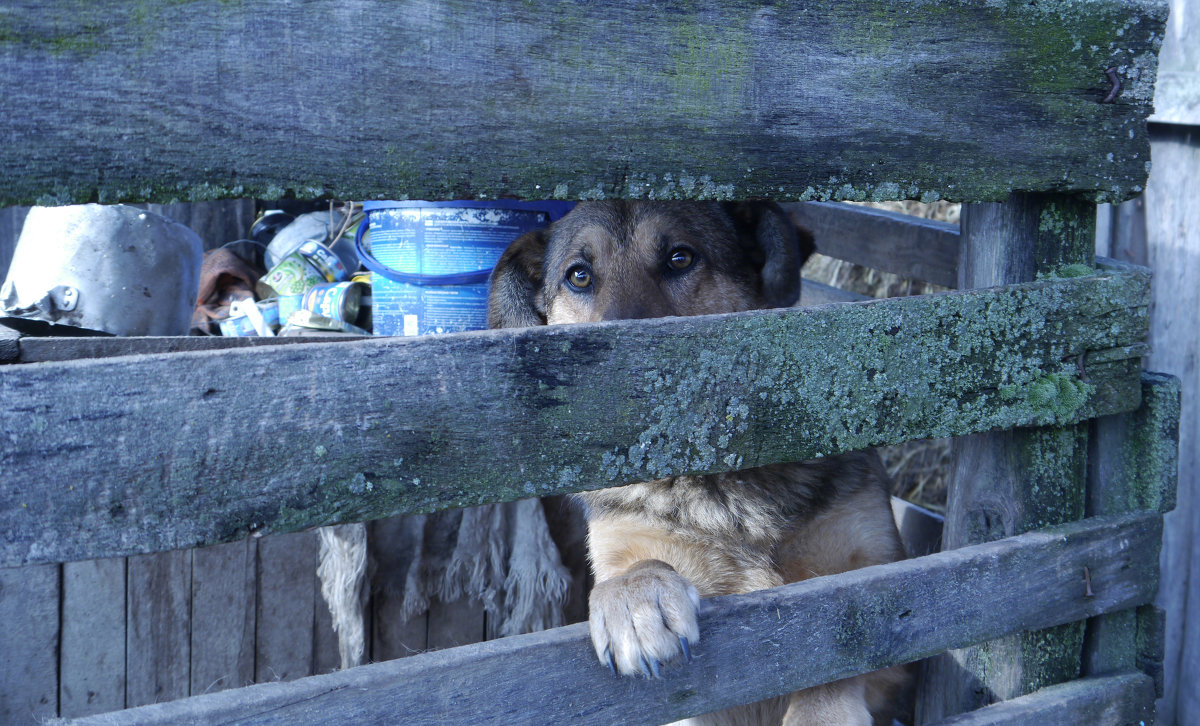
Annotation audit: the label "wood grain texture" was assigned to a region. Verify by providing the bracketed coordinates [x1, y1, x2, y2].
[255, 532, 317, 684]
[12, 334, 371, 364]
[0, 0, 1164, 207]
[191, 540, 257, 696]
[784, 202, 961, 288]
[916, 193, 1097, 722]
[11, 279, 844, 364]
[126, 551, 192, 708]
[60, 558, 127, 718]
[0, 563, 59, 725]
[1140, 124, 1200, 726]
[1084, 375, 1180, 700]
[56, 511, 1163, 726]
[0, 267, 1149, 567]
[926, 673, 1155, 726]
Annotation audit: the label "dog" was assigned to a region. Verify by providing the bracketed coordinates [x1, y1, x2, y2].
[487, 201, 908, 726]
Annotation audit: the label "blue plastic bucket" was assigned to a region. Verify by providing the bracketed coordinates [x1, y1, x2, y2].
[357, 201, 573, 336]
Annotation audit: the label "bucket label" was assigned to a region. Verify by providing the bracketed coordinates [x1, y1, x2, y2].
[368, 206, 549, 336]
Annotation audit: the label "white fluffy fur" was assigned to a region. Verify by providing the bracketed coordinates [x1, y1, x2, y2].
[317, 500, 571, 669]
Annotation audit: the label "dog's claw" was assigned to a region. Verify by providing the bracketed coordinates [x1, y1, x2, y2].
[680, 636, 692, 663]
[649, 657, 662, 679]
[639, 654, 653, 678]
[605, 647, 618, 675]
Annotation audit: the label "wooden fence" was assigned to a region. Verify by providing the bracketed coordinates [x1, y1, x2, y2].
[0, 0, 1179, 724]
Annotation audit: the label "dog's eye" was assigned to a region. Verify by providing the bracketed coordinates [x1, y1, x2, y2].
[667, 247, 695, 271]
[566, 265, 592, 290]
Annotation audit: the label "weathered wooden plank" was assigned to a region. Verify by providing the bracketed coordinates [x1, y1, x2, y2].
[60, 558, 127, 718]
[255, 532, 317, 684]
[9, 280, 846, 365]
[0, 325, 19, 363]
[427, 598, 487, 651]
[191, 540, 257, 696]
[783, 202, 961, 288]
[0, 0, 1164, 206]
[0, 268, 1149, 567]
[126, 551, 192, 708]
[1083, 373, 1180, 693]
[926, 673, 1155, 726]
[368, 517, 430, 662]
[12, 334, 371, 364]
[917, 193, 1098, 722]
[0, 563, 59, 725]
[55, 511, 1163, 726]
[1140, 122, 1200, 726]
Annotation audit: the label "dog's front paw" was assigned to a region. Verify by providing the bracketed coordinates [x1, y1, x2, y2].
[588, 559, 700, 678]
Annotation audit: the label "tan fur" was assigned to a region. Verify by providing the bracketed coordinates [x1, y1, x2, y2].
[487, 201, 907, 725]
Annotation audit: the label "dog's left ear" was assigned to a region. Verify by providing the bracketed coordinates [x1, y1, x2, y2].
[488, 228, 549, 329]
[723, 202, 816, 308]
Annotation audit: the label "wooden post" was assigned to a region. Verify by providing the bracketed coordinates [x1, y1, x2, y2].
[916, 193, 1097, 722]
[1083, 373, 1180, 702]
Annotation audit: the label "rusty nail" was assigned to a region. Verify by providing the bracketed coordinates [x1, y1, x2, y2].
[1084, 566, 1095, 597]
[1102, 68, 1122, 103]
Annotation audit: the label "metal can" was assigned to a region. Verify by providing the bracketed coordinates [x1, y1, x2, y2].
[218, 299, 281, 337]
[302, 282, 363, 325]
[256, 240, 349, 298]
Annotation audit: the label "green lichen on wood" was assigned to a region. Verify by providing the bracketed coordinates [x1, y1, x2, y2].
[1105, 372, 1181, 513]
[1019, 621, 1086, 692]
[0, 0, 1166, 205]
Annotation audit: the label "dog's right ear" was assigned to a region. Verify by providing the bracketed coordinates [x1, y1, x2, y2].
[488, 228, 549, 329]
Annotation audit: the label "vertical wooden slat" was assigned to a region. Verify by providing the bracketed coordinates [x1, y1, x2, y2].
[255, 532, 316, 682]
[126, 551, 193, 708]
[368, 516, 429, 662]
[1142, 124, 1200, 726]
[60, 558, 127, 718]
[372, 605, 429, 662]
[916, 194, 1096, 723]
[0, 563, 59, 725]
[427, 598, 487, 651]
[191, 540, 257, 696]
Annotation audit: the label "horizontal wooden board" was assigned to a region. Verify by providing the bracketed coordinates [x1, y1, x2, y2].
[4, 276, 853, 364]
[56, 511, 1162, 726]
[0, 0, 1165, 206]
[927, 672, 1155, 726]
[11, 332, 371, 364]
[0, 267, 1149, 567]
[785, 202, 962, 288]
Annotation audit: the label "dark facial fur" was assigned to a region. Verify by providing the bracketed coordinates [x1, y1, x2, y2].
[487, 201, 813, 329]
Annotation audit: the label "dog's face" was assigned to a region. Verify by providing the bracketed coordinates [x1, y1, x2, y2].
[488, 201, 814, 328]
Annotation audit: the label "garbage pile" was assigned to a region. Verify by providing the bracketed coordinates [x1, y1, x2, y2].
[2, 200, 574, 340]
[195, 205, 372, 337]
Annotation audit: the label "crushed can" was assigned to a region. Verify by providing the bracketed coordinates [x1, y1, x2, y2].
[257, 240, 349, 298]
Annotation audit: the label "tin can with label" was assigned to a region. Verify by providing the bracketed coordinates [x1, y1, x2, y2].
[303, 282, 363, 325]
[218, 299, 281, 337]
[257, 240, 349, 298]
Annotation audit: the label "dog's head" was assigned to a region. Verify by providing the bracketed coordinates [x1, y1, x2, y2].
[488, 201, 815, 328]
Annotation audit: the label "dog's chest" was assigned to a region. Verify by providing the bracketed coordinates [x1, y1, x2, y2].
[579, 462, 846, 547]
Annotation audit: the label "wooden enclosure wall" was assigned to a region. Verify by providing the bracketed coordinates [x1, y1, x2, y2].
[0, 200, 943, 724]
[0, 0, 1173, 723]
[1098, 124, 1200, 726]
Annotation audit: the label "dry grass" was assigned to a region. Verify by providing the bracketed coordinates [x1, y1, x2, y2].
[801, 201, 960, 513]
